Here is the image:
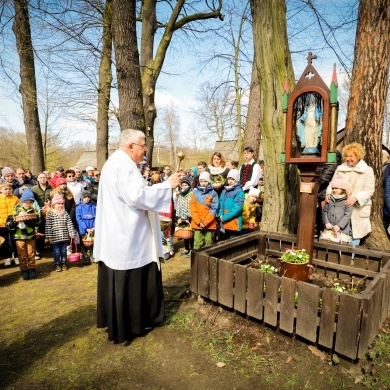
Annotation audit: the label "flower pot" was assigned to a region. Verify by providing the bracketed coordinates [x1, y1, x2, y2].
[279, 260, 314, 282]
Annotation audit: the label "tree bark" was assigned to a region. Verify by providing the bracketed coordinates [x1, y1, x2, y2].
[139, 0, 223, 165]
[250, 0, 298, 233]
[12, 0, 44, 173]
[344, 0, 390, 250]
[96, 0, 113, 170]
[243, 56, 262, 161]
[111, 0, 144, 131]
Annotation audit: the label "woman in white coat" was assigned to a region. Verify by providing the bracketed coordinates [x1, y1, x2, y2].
[94, 129, 180, 344]
[326, 143, 375, 246]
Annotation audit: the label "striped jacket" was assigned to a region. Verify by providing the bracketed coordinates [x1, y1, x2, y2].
[45, 210, 75, 244]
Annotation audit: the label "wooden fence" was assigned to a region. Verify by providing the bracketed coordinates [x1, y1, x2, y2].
[190, 231, 390, 360]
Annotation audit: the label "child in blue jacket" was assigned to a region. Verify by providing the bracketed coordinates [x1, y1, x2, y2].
[218, 169, 245, 239]
[76, 191, 96, 265]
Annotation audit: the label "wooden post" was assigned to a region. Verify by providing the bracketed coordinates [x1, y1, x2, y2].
[296, 164, 322, 262]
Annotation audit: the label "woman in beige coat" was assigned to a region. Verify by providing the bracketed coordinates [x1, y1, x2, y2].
[326, 143, 375, 245]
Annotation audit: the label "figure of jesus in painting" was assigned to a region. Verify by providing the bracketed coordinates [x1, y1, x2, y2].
[296, 102, 323, 154]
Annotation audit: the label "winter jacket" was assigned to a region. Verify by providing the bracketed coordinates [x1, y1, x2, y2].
[67, 181, 84, 205]
[242, 196, 257, 229]
[6, 204, 40, 240]
[218, 183, 244, 231]
[322, 195, 353, 235]
[45, 210, 75, 244]
[31, 183, 53, 207]
[76, 202, 96, 236]
[384, 176, 390, 219]
[189, 184, 218, 230]
[0, 195, 20, 227]
[86, 180, 99, 205]
[327, 160, 375, 239]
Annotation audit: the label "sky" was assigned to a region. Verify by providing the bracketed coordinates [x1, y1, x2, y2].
[0, 1, 358, 148]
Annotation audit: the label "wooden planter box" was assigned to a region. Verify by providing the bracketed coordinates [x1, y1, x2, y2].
[190, 231, 390, 360]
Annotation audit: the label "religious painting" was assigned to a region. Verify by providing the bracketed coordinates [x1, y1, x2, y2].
[292, 92, 324, 158]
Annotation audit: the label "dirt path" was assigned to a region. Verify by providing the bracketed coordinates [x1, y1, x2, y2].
[0, 247, 388, 389]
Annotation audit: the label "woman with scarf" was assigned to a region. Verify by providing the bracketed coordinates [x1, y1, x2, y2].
[325, 143, 375, 247]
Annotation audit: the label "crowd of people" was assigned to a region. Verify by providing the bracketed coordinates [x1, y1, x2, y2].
[139, 147, 264, 259]
[0, 165, 101, 280]
[0, 132, 382, 344]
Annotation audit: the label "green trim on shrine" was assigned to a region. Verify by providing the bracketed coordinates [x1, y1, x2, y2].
[327, 152, 337, 163]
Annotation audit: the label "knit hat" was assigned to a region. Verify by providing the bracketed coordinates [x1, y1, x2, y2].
[248, 187, 260, 197]
[86, 166, 95, 172]
[190, 166, 198, 177]
[56, 166, 64, 171]
[51, 194, 65, 205]
[199, 171, 211, 183]
[227, 169, 240, 182]
[331, 177, 348, 191]
[82, 190, 91, 199]
[181, 178, 191, 187]
[56, 177, 67, 187]
[2, 167, 15, 177]
[20, 188, 35, 202]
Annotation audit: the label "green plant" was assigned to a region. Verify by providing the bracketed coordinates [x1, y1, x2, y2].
[280, 247, 309, 264]
[258, 262, 278, 274]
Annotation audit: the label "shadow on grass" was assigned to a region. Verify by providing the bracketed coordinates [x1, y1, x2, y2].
[0, 304, 95, 388]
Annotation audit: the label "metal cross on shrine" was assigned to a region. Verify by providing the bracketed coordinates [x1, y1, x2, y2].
[306, 51, 318, 64]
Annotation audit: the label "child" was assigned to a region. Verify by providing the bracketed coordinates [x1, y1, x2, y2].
[218, 169, 245, 239]
[242, 187, 259, 233]
[0, 182, 20, 266]
[175, 178, 194, 256]
[45, 194, 75, 272]
[150, 172, 175, 259]
[6, 188, 40, 280]
[76, 190, 96, 266]
[322, 177, 353, 243]
[189, 171, 219, 250]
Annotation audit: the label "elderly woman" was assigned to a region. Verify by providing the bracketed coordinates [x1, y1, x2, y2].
[326, 143, 375, 246]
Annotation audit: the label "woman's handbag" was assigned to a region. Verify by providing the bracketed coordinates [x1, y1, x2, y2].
[67, 238, 82, 262]
[82, 232, 94, 247]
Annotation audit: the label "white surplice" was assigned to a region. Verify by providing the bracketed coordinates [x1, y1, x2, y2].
[93, 149, 172, 270]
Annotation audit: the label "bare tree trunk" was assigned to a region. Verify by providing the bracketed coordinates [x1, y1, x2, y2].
[111, 0, 144, 131]
[139, 0, 223, 165]
[250, 0, 297, 233]
[344, 0, 390, 250]
[12, 0, 44, 173]
[243, 57, 262, 161]
[96, 0, 113, 169]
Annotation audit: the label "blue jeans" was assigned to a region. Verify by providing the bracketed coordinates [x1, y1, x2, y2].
[52, 241, 68, 264]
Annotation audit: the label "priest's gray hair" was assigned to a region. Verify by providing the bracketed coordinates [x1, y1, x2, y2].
[119, 129, 145, 147]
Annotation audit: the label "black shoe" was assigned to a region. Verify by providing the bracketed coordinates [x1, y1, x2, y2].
[55, 264, 62, 272]
[29, 268, 37, 279]
[21, 270, 30, 280]
[62, 263, 68, 271]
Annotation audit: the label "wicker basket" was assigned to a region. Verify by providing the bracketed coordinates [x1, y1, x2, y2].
[82, 235, 94, 247]
[174, 227, 193, 239]
[159, 216, 171, 231]
[13, 213, 38, 222]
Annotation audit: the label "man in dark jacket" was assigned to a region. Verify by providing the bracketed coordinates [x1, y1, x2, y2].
[86, 170, 100, 205]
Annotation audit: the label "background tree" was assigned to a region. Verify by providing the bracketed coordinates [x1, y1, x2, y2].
[111, 0, 144, 131]
[12, 0, 44, 172]
[250, 0, 297, 233]
[96, 0, 113, 169]
[138, 0, 224, 164]
[191, 82, 236, 142]
[343, 0, 390, 250]
[243, 56, 262, 159]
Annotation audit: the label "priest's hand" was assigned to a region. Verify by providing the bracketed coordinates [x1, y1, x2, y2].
[167, 172, 181, 189]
